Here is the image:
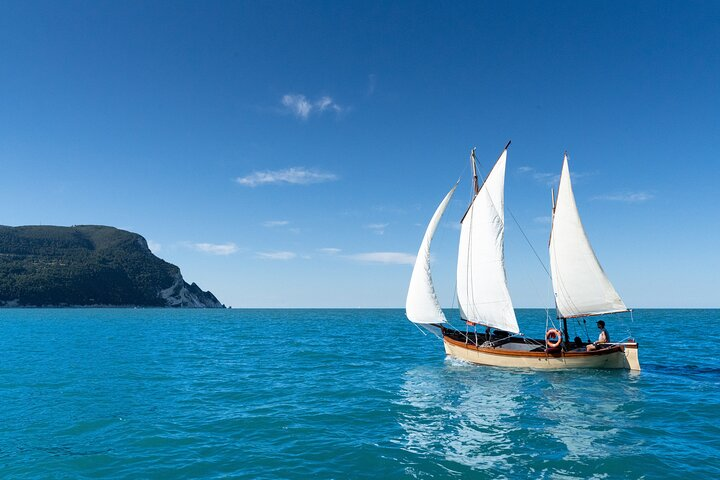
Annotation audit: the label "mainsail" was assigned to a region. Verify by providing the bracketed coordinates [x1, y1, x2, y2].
[456, 148, 519, 333]
[549, 154, 628, 319]
[405, 184, 457, 324]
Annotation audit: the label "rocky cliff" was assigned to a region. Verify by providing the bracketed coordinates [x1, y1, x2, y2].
[0, 225, 224, 308]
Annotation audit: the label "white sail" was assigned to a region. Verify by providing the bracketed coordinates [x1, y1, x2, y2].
[405, 184, 457, 324]
[456, 149, 519, 333]
[549, 154, 628, 318]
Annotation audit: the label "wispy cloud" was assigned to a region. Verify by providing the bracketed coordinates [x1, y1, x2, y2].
[372, 204, 406, 214]
[534, 216, 552, 224]
[516, 166, 558, 184]
[262, 220, 290, 227]
[147, 240, 162, 254]
[533, 172, 560, 185]
[190, 242, 238, 255]
[281, 94, 343, 119]
[236, 167, 338, 187]
[256, 251, 297, 260]
[365, 223, 389, 235]
[317, 247, 415, 265]
[592, 192, 654, 202]
[517, 166, 592, 186]
[443, 221, 462, 231]
[318, 247, 342, 255]
[347, 252, 416, 265]
[367, 74, 377, 96]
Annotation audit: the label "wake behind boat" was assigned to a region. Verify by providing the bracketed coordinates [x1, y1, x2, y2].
[405, 143, 640, 370]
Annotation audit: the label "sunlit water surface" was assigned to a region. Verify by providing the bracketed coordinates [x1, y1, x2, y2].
[0, 309, 718, 478]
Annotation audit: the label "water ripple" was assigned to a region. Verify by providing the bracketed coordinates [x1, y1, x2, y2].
[0, 308, 718, 478]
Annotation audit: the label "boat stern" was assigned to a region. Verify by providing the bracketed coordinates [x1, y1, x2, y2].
[621, 342, 640, 371]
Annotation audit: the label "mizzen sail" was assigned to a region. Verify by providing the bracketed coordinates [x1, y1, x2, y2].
[456, 148, 519, 333]
[549, 154, 627, 319]
[405, 184, 457, 324]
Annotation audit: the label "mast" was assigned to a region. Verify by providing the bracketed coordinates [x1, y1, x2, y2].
[456, 143, 519, 334]
[471, 148, 480, 195]
[550, 183, 569, 344]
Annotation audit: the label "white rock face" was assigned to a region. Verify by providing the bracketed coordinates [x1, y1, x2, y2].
[159, 273, 224, 308]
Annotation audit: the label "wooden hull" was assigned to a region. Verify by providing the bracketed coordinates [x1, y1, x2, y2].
[443, 335, 640, 370]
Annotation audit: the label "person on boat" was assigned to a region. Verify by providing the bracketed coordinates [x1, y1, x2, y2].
[586, 320, 610, 351]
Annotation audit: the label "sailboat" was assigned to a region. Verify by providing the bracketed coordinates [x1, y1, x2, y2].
[405, 143, 640, 370]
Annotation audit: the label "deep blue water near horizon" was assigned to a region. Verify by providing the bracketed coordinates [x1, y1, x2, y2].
[0, 309, 718, 479]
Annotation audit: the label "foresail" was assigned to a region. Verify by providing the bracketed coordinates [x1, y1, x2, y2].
[405, 184, 457, 324]
[549, 154, 628, 318]
[456, 149, 519, 333]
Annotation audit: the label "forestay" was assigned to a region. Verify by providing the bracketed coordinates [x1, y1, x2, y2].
[456, 149, 519, 333]
[549, 154, 628, 318]
[405, 184, 457, 324]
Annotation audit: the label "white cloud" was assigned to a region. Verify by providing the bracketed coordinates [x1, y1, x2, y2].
[281, 94, 343, 119]
[236, 167, 338, 187]
[532, 171, 561, 185]
[282, 94, 312, 118]
[317, 247, 414, 265]
[315, 96, 341, 113]
[444, 221, 462, 230]
[147, 240, 162, 254]
[367, 74, 377, 96]
[257, 251, 297, 260]
[262, 220, 290, 227]
[372, 204, 406, 214]
[348, 252, 415, 265]
[516, 165, 557, 184]
[592, 192, 654, 202]
[365, 223, 389, 235]
[190, 242, 238, 255]
[534, 216, 552, 224]
[517, 166, 592, 186]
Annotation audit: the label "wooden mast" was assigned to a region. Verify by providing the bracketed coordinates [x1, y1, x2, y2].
[471, 148, 480, 195]
[551, 171, 570, 348]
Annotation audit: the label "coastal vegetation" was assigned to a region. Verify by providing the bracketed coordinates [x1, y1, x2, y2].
[0, 225, 223, 307]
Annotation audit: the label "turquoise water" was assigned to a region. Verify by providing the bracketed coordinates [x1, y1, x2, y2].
[0, 309, 718, 479]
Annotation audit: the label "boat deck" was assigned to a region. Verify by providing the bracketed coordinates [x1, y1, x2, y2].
[441, 327, 595, 353]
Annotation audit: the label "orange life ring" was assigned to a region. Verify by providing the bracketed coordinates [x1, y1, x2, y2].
[545, 328, 562, 348]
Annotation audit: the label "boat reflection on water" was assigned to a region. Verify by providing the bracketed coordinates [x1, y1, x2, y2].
[537, 370, 643, 462]
[396, 359, 525, 471]
[396, 360, 643, 475]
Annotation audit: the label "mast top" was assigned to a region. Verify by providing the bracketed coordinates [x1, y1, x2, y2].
[471, 148, 479, 195]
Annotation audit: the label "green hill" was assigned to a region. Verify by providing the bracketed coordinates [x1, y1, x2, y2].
[0, 225, 224, 307]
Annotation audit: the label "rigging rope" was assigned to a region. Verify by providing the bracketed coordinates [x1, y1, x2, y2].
[506, 206, 552, 280]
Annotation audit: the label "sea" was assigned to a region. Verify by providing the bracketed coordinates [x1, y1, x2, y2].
[0, 308, 718, 479]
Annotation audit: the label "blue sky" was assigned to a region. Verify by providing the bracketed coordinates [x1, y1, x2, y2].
[1, 1, 718, 307]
